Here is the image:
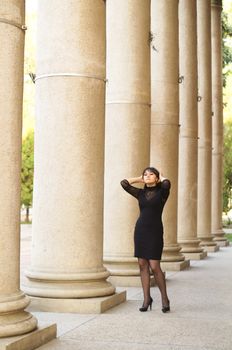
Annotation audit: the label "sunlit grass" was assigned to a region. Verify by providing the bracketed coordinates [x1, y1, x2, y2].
[225, 234, 232, 242]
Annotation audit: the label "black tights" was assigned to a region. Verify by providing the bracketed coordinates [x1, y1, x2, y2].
[138, 258, 169, 306]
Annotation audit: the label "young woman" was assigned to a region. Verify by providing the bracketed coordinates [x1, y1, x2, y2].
[120, 167, 170, 312]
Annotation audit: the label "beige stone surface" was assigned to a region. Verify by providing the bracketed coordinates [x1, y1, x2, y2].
[0, 0, 37, 338]
[29, 245, 232, 350]
[211, 1, 228, 245]
[203, 245, 220, 252]
[27, 292, 126, 314]
[21, 0, 120, 302]
[108, 276, 155, 288]
[151, 0, 185, 265]
[183, 251, 208, 260]
[178, 0, 203, 256]
[161, 260, 190, 271]
[214, 240, 230, 247]
[19, 225, 232, 350]
[197, 0, 217, 248]
[0, 324, 56, 350]
[59, 315, 232, 349]
[104, 0, 151, 283]
[0, 0, 24, 296]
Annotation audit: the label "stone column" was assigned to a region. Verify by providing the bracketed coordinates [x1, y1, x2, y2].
[23, 0, 125, 313]
[151, 0, 189, 271]
[211, 0, 229, 246]
[104, 0, 151, 286]
[178, 0, 206, 260]
[197, 0, 219, 252]
[0, 0, 38, 338]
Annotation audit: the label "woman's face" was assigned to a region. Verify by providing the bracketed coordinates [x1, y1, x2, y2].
[143, 170, 158, 186]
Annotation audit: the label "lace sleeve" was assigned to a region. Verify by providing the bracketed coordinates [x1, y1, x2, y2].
[120, 179, 141, 199]
[161, 179, 171, 202]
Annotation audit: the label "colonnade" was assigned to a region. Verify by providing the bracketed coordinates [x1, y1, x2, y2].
[0, 0, 228, 343]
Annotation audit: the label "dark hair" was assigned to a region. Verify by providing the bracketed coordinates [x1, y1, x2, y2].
[142, 167, 160, 179]
[142, 167, 160, 189]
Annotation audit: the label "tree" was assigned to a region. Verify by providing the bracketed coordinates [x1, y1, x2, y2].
[222, 11, 232, 87]
[223, 120, 232, 212]
[21, 131, 34, 222]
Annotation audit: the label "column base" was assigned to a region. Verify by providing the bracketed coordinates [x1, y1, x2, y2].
[0, 292, 37, 338]
[161, 259, 190, 271]
[199, 237, 218, 249]
[26, 291, 126, 314]
[104, 256, 139, 275]
[104, 256, 141, 287]
[108, 275, 155, 287]
[24, 268, 116, 299]
[178, 239, 204, 255]
[162, 244, 186, 262]
[0, 312, 37, 339]
[182, 251, 207, 260]
[213, 229, 230, 246]
[213, 240, 230, 247]
[203, 245, 220, 252]
[0, 324, 56, 350]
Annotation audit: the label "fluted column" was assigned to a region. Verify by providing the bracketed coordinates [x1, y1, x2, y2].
[23, 0, 125, 313]
[178, 0, 206, 260]
[197, 0, 219, 252]
[0, 0, 37, 338]
[151, 0, 189, 271]
[104, 0, 151, 285]
[211, 0, 229, 246]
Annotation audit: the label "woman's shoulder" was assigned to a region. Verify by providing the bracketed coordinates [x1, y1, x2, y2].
[161, 179, 171, 189]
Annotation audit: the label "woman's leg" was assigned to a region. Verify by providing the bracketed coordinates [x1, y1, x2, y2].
[149, 259, 169, 306]
[138, 258, 151, 305]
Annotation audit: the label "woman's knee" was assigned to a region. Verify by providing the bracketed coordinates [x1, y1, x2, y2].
[138, 258, 149, 270]
[149, 260, 161, 274]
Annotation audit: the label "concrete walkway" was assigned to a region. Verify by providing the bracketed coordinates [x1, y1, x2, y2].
[20, 225, 232, 350]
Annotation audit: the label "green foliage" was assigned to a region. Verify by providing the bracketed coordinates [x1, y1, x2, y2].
[225, 234, 232, 242]
[21, 131, 34, 219]
[223, 120, 232, 212]
[222, 11, 232, 86]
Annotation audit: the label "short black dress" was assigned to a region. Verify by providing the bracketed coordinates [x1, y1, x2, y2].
[120, 179, 171, 260]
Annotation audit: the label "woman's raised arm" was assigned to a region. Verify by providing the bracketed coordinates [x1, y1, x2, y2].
[120, 177, 144, 199]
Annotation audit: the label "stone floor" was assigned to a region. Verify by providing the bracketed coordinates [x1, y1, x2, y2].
[20, 225, 232, 350]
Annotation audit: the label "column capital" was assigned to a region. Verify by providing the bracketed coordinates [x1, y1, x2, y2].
[211, 0, 222, 9]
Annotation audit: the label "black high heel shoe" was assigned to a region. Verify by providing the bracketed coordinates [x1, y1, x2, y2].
[139, 297, 153, 312]
[162, 300, 170, 313]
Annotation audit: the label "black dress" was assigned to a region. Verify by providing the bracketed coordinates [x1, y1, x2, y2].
[120, 179, 171, 260]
